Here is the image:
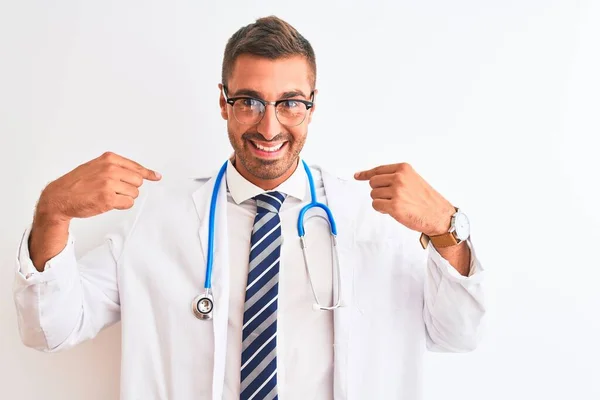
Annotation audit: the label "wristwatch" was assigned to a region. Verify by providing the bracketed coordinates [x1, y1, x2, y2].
[420, 208, 470, 249]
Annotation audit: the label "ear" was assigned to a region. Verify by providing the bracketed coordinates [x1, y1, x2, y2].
[218, 83, 228, 121]
[307, 89, 318, 124]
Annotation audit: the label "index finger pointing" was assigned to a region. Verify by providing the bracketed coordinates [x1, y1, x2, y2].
[103, 152, 162, 181]
[354, 164, 399, 181]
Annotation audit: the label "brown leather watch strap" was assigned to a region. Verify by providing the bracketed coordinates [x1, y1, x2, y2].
[420, 232, 459, 249]
[430, 232, 460, 248]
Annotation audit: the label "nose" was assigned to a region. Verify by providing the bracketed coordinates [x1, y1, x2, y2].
[256, 104, 282, 140]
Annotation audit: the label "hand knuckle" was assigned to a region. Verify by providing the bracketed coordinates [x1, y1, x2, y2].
[101, 178, 113, 189]
[105, 164, 118, 175]
[97, 191, 111, 206]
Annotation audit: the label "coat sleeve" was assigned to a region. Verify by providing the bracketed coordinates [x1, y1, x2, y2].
[422, 238, 486, 352]
[12, 196, 147, 353]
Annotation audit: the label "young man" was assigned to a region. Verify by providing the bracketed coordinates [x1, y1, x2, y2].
[14, 16, 484, 400]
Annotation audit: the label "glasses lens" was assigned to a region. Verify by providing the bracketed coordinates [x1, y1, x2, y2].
[276, 100, 308, 126]
[232, 98, 264, 125]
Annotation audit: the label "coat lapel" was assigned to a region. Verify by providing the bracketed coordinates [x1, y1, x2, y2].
[191, 171, 230, 400]
[321, 169, 355, 400]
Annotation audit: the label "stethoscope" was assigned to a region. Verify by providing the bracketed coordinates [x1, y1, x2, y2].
[192, 160, 343, 320]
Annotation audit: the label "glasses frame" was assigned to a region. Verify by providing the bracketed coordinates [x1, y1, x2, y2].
[222, 85, 315, 127]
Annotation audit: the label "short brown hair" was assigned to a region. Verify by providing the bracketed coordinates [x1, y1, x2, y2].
[221, 16, 316, 90]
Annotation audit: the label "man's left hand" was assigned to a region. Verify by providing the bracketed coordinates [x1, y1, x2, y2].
[354, 163, 456, 236]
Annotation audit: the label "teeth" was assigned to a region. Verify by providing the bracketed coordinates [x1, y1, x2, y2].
[254, 142, 284, 152]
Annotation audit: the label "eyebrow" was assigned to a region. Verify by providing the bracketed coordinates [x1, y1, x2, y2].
[229, 88, 310, 100]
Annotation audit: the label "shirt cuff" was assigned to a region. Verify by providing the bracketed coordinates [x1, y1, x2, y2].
[426, 237, 484, 284]
[15, 225, 76, 283]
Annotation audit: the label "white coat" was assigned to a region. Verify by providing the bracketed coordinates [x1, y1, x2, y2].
[13, 165, 485, 400]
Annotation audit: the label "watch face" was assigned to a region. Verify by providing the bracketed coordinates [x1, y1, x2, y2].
[454, 212, 470, 240]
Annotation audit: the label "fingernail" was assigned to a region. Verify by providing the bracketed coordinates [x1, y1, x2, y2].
[155, 171, 162, 179]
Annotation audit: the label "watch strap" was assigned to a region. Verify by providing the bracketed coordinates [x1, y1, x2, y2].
[419, 231, 460, 249]
[419, 206, 465, 249]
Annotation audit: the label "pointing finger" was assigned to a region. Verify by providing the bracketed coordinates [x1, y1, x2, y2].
[118, 158, 161, 181]
[102, 152, 162, 181]
[354, 164, 399, 181]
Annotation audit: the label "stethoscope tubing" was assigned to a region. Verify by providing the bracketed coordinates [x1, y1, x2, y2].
[204, 162, 228, 290]
[203, 159, 338, 293]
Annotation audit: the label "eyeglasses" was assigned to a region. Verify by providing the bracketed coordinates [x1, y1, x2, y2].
[222, 86, 314, 127]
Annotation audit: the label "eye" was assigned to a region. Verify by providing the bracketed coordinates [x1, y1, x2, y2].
[280, 100, 300, 109]
[242, 98, 261, 107]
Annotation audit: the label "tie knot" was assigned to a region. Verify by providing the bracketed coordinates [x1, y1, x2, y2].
[254, 191, 286, 214]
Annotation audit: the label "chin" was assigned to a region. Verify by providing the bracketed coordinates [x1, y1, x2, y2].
[249, 163, 287, 180]
[249, 158, 292, 180]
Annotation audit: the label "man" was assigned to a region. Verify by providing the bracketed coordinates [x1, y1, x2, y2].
[13, 16, 484, 400]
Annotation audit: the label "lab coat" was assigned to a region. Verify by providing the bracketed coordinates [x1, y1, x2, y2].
[13, 165, 485, 400]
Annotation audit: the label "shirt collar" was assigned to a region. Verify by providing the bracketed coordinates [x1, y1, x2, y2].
[226, 158, 308, 205]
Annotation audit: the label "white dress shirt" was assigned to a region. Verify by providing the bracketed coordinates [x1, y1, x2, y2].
[223, 160, 334, 399]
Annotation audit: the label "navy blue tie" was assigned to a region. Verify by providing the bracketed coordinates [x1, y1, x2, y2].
[240, 191, 286, 400]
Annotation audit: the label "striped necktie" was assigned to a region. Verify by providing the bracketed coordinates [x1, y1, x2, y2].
[240, 191, 286, 400]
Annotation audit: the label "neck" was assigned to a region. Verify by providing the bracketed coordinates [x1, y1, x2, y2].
[233, 156, 299, 191]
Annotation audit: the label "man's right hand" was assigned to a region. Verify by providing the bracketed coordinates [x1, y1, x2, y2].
[36, 151, 161, 221]
[28, 152, 162, 272]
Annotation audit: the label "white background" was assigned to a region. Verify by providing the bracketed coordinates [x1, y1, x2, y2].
[1, 1, 599, 399]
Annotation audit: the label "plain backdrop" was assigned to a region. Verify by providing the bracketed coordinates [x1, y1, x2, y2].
[1, 1, 599, 399]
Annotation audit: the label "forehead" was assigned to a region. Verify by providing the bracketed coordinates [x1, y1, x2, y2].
[228, 54, 312, 96]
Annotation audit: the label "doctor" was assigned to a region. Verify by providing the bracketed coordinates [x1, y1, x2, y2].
[13, 15, 485, 400]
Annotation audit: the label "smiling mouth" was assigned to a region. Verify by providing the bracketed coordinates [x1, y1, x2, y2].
[248, 140, 288, 154]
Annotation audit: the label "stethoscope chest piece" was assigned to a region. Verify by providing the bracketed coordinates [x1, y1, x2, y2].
[192, 290, 214, 320]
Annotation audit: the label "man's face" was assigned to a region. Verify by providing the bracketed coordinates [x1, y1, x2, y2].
[219, 54, 316, 183]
